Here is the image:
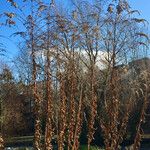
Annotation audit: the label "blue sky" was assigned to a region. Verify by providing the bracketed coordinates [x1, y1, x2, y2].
[0, 0, 150, 62]
[129, 0, 150, 28]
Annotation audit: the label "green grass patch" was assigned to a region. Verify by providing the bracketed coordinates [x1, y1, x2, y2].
[80, 145, 104, 150]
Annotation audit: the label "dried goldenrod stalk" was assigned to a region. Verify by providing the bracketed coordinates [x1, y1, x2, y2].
[100, 69, 128, 150]
[32, 60, 42, 150]
[67, 68, 76, 150]
[72, 85, 83, 150]
[133, 83, 148, 150]
[87, 68, 97, 150]
[44, 7, 54, 149]
[57, 75, 67, 150]
[44, 86, 53, 150]
[31, 20, 42, 150]
[44, 50, 53, 150]
[114, 102, 131, 149]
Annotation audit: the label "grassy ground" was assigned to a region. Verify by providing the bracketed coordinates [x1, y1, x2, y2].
[5, 135, 150, 149]
[80, 145, 104, 150]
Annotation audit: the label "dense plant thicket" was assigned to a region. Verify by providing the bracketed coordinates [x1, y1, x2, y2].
[0, 0, 149, 150]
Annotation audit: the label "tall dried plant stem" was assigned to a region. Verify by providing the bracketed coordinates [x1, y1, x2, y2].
[101, 69, 120, 150]
[32, 45, 41, 150]
[72, 85, 83, 150]
[87, 67, 97, 150]
[57, 75, 67, 150]
[30, 12, 42, 150]
[114, 101, 131, 149]
[67, 63, 76, 150]
[44, 7, 54, 149]
[44, 56, 53, 150]
[133, 84, 148, 150]
[110, 73, 119, 149]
